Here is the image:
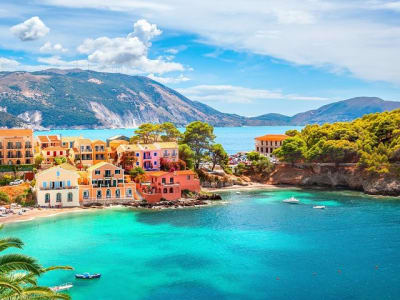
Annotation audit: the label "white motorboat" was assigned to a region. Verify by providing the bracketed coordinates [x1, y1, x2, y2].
[313, 205, 326, 209]
[236, 191, 241, 194]
[50, 283, 73, 292]
[283, 197, 300, 204]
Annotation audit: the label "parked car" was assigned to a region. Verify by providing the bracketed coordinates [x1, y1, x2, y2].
[9, 179, 23, 186]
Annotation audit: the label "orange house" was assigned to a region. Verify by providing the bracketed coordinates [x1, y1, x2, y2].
[78, 162, 136, 204]
[138, 170, 200, 203]
[92, 140, 107, 164]
[0, 129, 34, 165]
[254, 134, 288, 156]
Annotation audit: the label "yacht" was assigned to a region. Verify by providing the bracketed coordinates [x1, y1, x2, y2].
[313, 205, 326, 209]
[283, 197, 300, 204]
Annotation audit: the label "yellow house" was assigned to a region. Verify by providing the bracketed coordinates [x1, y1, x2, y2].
[35, 163, 80, 207]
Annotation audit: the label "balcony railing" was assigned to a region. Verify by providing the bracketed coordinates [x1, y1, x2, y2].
[40, 186, 78, 191]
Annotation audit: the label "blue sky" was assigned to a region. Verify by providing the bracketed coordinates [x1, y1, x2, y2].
[1, 0, 400, 116]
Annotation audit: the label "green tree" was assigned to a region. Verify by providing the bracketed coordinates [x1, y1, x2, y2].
[0, 191, 9, 204]
[54, 157, 67, 165]
[130, 167, 146, 182]
[160, 122, 182, 142]
[134, 123, 160, 144]
[209, 144, 229, 171]
[246, 151, 262, 162]
[0, 225, 72, 299]
[34, 155, 43, 168]
[178, 144, 195, 169]
[274, 136, 307, 164]
[182, 121, 216, 169]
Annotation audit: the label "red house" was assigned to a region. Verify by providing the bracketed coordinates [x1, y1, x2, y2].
[138, 170, 200, 203]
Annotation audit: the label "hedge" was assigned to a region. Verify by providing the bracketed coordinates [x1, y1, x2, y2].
[0, 164, 34, 172]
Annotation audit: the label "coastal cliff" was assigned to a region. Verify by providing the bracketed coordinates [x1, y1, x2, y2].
[268, 164, 400, 196]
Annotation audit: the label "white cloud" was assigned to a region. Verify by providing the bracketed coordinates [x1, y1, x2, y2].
[148, 73, 190, 84]
[10, 16, 49, 41]
[39, 0, 400, 84]
[0, 57, 20, 70]
[40, 41, 68, 53]
[177, 85, 330, 104]
[77, 19, 183, 74]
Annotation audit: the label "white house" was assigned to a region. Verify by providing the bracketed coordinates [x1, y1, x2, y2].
[35, 164, 80, 207]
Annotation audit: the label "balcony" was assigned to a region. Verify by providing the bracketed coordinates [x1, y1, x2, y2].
[25, 144, 32, 148]
[40, 186, 78, 191]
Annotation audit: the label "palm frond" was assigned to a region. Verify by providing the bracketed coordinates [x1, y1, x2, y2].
[0, 275, 23, 295]
[0, 254, 42, 275]
[40, 266, 73, 274]
[0, 238, 24, 252]
[18, 286, 71, 300]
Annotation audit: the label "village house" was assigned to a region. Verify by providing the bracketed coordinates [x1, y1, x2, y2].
[116, 142, 179, 171]
[35, 163, 80, 207]
[137, 170, 200, 203]
[92, 140, 107, 164]
[41, 146, 68, 168]
[69, 138, 94, 167]
[254, 134, 288, 157]
[0, 129, 34, 165]
[35, 135, 61, 152]
[78, 162, 136, 204]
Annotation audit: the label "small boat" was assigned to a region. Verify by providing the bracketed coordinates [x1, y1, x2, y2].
[75, 273, 101, 279]
[236, 191, 241, 194]
[313, 205, 326, 209]
[50, 283, 73, 292]
[283, 197, 300, 204]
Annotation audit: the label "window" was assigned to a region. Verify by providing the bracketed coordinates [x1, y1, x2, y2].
[163, 188, 168, 193]
[136, 162, 139, 166]
[56, 171, 60, 177]
[106, 189, 111, 198]
[170, 177, 174, 183]
[95, 170, 100, 175]
[154, 161, 157, 165]
[45, 193, 50, 203]
[67, 180, 71, 187]
[97, 190, 102, 198]
[83, 191, 89, 199]
[115, 170, 121, 174]
[105, 170, 112, 177]
[187, 175, 191, 180]
[257, 147, 259, 152]
[116, 189, 120, 198]
[47, 151, 50, 155]
[43, 182, 47, 188]
[67, 192, 73, 202]
[154, 152, 157, 156]
[136, 153, 139, 157]
[162, 178, 166, 184]
[126, 189, 132, 197]
[169, 187, 173, 193]
[56, 193, 62, 202]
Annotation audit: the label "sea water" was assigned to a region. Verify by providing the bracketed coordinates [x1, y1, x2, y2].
[34, 126, 303, 154]
[2, 189, 400, 300]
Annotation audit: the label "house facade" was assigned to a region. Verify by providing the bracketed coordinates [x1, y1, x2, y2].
[36, 135, 61, 152]
[41, 146, 68, 167]
[78, 162, 136, 204]
[116, 142, 179, 171]
[35, 164, 80, 207]
[138, 170, 200, 203]
[0, 129, 34, 165]
[254, 134, 288, 156]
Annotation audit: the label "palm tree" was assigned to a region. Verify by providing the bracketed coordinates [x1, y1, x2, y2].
[0, 225, 72, 299]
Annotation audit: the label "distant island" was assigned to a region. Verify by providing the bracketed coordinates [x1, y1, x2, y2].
[0, 69, 399, 129]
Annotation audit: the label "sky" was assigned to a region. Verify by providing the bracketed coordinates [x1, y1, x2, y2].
[1, 0, 400, 116]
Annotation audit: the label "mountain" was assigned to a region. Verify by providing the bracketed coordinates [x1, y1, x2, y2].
[0, 69, 245, 129]
[0, 111, 28, 128]
[250, 97, 400, 125]
[0, 69, 398, 129]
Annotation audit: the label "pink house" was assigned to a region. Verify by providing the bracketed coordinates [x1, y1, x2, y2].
[138, 170, 200, 203]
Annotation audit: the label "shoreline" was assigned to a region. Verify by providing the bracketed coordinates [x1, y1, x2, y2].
[202, 183, 296, 193]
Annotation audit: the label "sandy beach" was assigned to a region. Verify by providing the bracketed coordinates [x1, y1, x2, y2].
[0, 207, 94, 225]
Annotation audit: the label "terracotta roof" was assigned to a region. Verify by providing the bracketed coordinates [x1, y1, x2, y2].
[92, 139, 106, 144]
[48, 135, 60, 141]
[155, 142, 178, 149]
[38, 136, 49, 143]
[42, 146, 65, 151]
[0, 129, 33, 137]
[146, 171, 168, 177]
[87, 161, 120, 172]
[175, 170, 196, 175]
[255, 134, 288, 142]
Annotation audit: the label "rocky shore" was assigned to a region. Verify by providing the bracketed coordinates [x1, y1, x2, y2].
[268, 163, 400, 196]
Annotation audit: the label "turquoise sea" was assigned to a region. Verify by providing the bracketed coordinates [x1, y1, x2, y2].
[2, 188, 400, 300]
[35, 126, 303, 154]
